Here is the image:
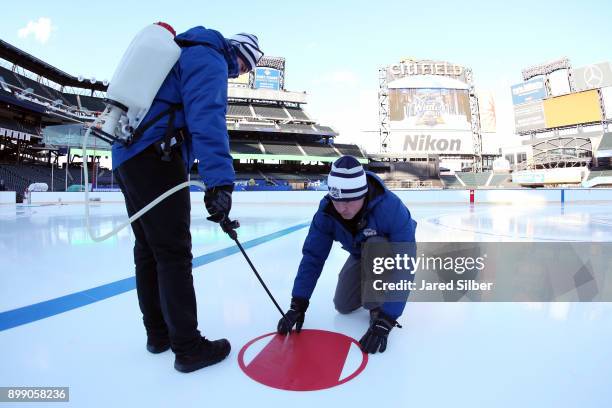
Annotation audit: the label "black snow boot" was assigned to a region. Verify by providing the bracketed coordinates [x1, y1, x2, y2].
[146, 336, 171, 354]
[174, 337, 231, 373]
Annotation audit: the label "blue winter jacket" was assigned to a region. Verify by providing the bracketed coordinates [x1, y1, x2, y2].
[111, 26, 238, 188]
[292, 172, 417, 319]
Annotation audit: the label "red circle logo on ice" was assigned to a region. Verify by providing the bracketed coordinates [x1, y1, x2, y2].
[238, 329, 368, 391]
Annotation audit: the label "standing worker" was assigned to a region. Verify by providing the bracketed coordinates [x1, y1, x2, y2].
[112, 27, 263, 373]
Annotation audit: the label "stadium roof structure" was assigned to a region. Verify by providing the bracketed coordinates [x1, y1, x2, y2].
[256, 56, 285, 71]
[0, 39, 108, 91]
[228, 140, 366, 163]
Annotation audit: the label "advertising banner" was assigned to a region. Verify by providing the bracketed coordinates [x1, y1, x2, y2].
[543, 90, 602, 128]
[254, 68, 281, 90]
[572, 62, 612, 91]
[389, 88, 471, 131]
[477, 90, 496, 133]
[513, 101, 546, 132]
[511, 78, 546, 105]
[388, 130, 474, 155]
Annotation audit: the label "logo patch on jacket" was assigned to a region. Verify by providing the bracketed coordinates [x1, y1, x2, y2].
[363, 228, 378, 237]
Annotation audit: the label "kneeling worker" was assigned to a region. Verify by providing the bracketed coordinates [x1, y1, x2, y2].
[277, 155, 417, 353]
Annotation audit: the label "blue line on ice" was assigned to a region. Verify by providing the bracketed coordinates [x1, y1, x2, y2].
[0, 222, 310, 332]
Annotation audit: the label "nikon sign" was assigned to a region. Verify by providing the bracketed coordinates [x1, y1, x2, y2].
[390, 132, 474, 155]
[404, 134, 461, 152]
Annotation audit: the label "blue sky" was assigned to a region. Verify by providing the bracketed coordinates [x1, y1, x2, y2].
[2, 0, 611, 149]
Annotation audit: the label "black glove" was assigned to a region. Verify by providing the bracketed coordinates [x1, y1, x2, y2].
[204, 184, 233, 223]
[220, 218, 240, 240]
[359, 309, 401, 354]
[277, 297, 309, 335]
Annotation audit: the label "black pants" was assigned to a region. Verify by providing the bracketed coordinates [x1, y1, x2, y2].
[114, 145, 200, 355]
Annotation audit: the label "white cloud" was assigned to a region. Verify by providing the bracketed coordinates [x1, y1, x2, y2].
[17, 17, 54, 45]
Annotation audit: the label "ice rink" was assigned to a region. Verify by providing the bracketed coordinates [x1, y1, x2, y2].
[1, 199, 612, 407]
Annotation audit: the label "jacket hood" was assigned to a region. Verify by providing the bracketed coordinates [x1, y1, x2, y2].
[175, 26, 240, 77]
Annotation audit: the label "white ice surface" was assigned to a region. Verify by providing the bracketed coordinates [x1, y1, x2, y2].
[1, 201, 611, 407]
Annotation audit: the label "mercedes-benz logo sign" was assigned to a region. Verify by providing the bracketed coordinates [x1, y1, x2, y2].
[583, 65, 604, 88]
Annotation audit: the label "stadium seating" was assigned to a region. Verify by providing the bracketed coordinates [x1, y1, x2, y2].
[587, 169, 612, 180]
[79, 95, 106, 112]
[61, 93, 79, 108]
[333, 143, 364, 158]
[243, 184, 292, 191]
[585, 169, 612, 186]
[368, 161, 437, 183]
[488, 174, 511, 187]
[0, 162, 65, 192]
[0, 77, 12, 95]
[0, 66, 78, 109]
[229, 122, 278, 132]
[0, 118, 19, 132]
[227, 104, 253, 118]
[67, 167, 84, 184]
[300, 143, 338, 157]
[0, 118, 40, 135]
[252, 105, 290, 120]
[11, 71, 51, 101]
[265, 172, 319, 181]
[455, 172, 491, 187]
[440, 175, 464, 188]
[0, 164, 30, 194]
[235, 172, 264, 180]
[261, 142, 303, 156]
[0, 66, 93, 112]
[314, 125, 337, 136]
[0, 66, 22, 89]
[285, 107, 311, 121]
[277, 124, 318, 135]
[230, 140, 263, 154]
[226, 103, 313, 124]
[56, 165, 112, 188]
[1, 43, 359, 190]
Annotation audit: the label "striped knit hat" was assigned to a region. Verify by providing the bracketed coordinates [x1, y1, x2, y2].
[327, 156, 368, 202]
[229, 33, 263, 72]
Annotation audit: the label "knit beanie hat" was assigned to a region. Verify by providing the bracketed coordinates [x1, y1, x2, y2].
[327, 156, 368, 202]
[228, 33, 263, 71]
